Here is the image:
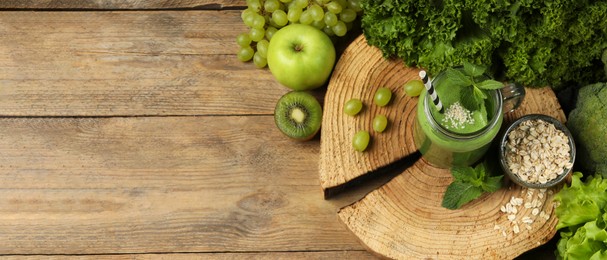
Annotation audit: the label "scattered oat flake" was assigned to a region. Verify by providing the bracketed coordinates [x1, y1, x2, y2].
[526, 225, 533, 230]
[513, 224, 520, 234]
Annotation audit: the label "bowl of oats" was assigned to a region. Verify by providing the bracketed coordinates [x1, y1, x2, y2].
[499, 114, 576, 189]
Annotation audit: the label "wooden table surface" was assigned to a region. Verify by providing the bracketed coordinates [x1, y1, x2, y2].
[0, 1, 555, 259]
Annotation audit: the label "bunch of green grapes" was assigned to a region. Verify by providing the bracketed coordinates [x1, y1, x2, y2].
[236, 0, 362, 68]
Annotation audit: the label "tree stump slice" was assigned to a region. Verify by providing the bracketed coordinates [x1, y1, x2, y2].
[322, 35, 567, 259]
[319, 35, 419, 198]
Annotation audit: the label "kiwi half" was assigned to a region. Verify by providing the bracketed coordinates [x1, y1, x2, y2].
[274, 91, 323, 141]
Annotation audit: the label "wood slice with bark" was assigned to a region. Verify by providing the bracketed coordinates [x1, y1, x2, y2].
[337, 87, 566, 259]
[319, 36, 419, 198]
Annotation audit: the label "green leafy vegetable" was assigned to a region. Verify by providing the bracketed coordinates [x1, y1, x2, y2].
[443, 68, 473, 88]
[567, 83, 607, 175]
[476, 80, 504, 90]
[442, 162, 503, 210]
[459, 86, 478, 111]
[463, 61, 486, 77]
[360, 0, 607, 88]
[554, 172, 607, 259]
[441, 64, 503, 112]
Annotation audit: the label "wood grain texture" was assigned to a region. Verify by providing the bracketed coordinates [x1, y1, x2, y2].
[4, 251, 376, 259]
[319, 35, 419, 198]
[0, 11, 289, 116]
[337, 87, 567, 259]
[0, 116, 364, 254]
[0, 0, 245, 9]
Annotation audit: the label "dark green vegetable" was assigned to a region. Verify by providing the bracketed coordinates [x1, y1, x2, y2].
[567, 82, 607, 175]
[360, 0, 607, 88]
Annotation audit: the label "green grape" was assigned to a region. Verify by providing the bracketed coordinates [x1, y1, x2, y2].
[315, 0, 330, 4]
[264, 0, 281, 12]
[265, 26, 278, 40]
[256, 39, 269, 58]
[251, 14, 266, 29]
[404, 79, 425, 97]
[299, 10, 314, 25]
[243, 13, 256, 27]
[340, 8, 357, 23]
[326, 1, 343, 14]
[343, 99, 363, 116]
[373, 115, 388, 133]
[374, 87, 392, 106]
[272, 10, 288, 27]
[253, 52, 267, 68]
[237, 46, 255, 62]
[279, 0, 292, 3]
[247, 0, 262, 12]
[323, 25, 335, 36]
[332, 21, 347, 37]
[236, 32, 252, 47]
[268, 18, 280, 28]
[287, 7, 302, 23]
[324, 12, 338, 26]
[348, 0, 363, 12]
[312, 20, 325, 30]
[336, 0, 347, 8]
[250, 27, 265, 42]
[309, 4, 324, 22]
[352, 130, 370, 152]
[241, 8, 254, 22]
[293, 0, 308, 9]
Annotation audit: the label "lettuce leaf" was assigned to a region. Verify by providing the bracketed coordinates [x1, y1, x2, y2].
[554, 173, 607, 230]
[554, 173, 607, 259]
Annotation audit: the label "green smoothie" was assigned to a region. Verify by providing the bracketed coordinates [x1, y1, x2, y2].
[413, 70, 503, 168]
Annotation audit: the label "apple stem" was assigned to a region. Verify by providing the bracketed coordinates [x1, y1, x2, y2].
[294, 44, 303, 52]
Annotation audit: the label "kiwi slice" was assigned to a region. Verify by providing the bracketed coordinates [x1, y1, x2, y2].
[274, 91, 323, 141]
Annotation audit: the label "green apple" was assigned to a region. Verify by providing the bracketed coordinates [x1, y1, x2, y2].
[267, 24, 336, 91]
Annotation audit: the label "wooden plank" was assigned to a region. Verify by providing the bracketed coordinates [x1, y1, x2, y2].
[0, 0, 245, 10]
[0, 11, 292, 117]
[3, 251, 377, 259]
[0, 116, 363, 254]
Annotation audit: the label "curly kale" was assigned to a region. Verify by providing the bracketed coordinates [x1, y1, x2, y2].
[360, 0, 607, 88]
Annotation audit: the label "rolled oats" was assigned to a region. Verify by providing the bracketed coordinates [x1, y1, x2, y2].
[505, 119, 572, 185]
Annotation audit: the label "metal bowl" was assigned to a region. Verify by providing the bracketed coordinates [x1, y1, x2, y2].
[498, 114, 576, 189]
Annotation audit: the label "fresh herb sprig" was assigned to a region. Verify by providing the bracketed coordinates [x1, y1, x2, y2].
[442, 161, 503, 210]
[442, 62, 504, 111]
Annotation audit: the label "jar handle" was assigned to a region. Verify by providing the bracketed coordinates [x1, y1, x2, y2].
[501, 83, 525, 113]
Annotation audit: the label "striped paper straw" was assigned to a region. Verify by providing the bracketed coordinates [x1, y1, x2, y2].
[419, 70, 444, 113]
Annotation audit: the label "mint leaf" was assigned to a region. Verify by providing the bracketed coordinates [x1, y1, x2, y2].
[463, 61, 487, 77]
[474, 163, 487, 181]
[473, 86, 487, 100]
[460, 86, 480, 111]
[451, 166, 477, 183]
[482, 175, 504, 192]
[442, 181, 483, 210]
[444, 68, 473, 88]
[477, 79, 504, 90]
